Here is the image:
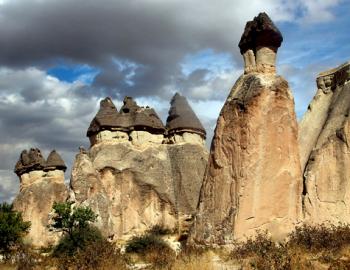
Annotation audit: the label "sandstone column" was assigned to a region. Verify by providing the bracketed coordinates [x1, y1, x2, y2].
[191, 13, 303, 245]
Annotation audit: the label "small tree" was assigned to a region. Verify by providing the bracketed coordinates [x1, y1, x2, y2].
[0, 202, 31, 255]
[50, 201, 101, 255]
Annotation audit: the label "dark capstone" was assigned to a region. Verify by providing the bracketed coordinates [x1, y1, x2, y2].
[87, 96, 165, 137]
[45, 150, 67, 172]
[166, 93, 206, 138]
[238, 12, 283, 54]
[14, 148, 46, 176]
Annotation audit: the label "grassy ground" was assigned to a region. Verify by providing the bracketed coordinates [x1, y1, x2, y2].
[2, 223, 350, 269]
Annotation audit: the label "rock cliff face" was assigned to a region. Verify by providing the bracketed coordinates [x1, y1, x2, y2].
[299, 62, 350, 224]
[191, 13, 303, 244]
[13, 149, 68, 247]
[70, 94, 208, 242]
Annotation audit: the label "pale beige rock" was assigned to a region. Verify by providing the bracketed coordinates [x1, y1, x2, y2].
[243, 49, 256, 73]
[300, 61, 350, 224]
[70, 140, 207, 241]
[256, 46, 277, 69]
[129, 130, 164, 146]
[170, 132, 205, 146]
[191, 72, 303, 244]
[13, 170, 68, 247]
[91, 130, 129, 145]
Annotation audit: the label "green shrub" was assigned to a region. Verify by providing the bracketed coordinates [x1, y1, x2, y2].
[53, 226, 103, 256]
[0, 203, 30, 256]
[50, 202, 100, 256]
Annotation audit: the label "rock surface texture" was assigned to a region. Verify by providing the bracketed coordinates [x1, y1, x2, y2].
[13, 149, 68, 247]
[299, 61, 350, 224]
[191, 13, 303, 245]
[70, 95, 208, 242]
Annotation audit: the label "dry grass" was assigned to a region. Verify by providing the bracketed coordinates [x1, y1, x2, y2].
[229, 224, 350, 270]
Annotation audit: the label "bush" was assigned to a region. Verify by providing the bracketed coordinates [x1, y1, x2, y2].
[53, 226, 103, 256]
[230, 231, 291, 270]
[50, 202, 101, 256]
[0, 203, 30, 256]
[288, 223, 350, 251]
[125, 231, 175, 268]
[125, 233, 169, 254]
[55, 240, 128, 270]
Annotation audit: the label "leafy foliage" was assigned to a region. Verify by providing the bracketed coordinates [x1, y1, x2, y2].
[51, 201, 97, 234]
[50, 202, 100, 256]
[0, 202, 30, 254]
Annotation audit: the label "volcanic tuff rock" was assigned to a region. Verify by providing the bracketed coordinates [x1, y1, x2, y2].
[191, 13, 302, 244]
[13, 149, 68, 247]
[299, 61, 350, 224]
[70, 94, 208, 241]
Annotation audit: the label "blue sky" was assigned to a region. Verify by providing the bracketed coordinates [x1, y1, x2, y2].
[0, 0, 349, 202]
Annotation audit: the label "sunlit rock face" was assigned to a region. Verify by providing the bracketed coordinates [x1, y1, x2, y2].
[70, 94, 208, 242]
[191, 13, 303, 245]
[13, 149, 68, 247]
[299, 62, 350, 224]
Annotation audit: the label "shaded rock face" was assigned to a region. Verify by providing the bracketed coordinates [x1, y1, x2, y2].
[191, 13, 302, 245]
[13, 149, 68, 247]
[299, 62, 350, 224]
[70, 141, 208, 241]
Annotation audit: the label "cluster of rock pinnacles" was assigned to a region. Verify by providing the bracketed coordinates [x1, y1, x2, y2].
[12, 13, 350, 247]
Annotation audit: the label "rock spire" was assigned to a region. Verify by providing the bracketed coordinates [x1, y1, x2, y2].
[191, 13, 302, 244]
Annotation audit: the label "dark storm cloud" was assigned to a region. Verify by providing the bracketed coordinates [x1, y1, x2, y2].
[0, 0, 282, 99]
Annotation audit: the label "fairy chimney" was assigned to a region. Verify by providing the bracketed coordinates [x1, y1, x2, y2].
[166, 93, 206, 145]
[13, 149, 68, 247]
[238, 12, 283, 73]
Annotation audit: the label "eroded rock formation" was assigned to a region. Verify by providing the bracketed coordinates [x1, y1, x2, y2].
[191, 13, 302, 245]
[299, 61, 350, 224]
[70, 94, 208, 242]
[13, 149, 68, 247]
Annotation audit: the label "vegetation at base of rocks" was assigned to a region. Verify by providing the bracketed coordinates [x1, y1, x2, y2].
[53, 240, 129, 270]
[230, 223, 350, 270]
[125, 225, 176, 268]
[50, 201, 100, 256]
[288, 223, 350, 251]
[0, 202, 31, 257]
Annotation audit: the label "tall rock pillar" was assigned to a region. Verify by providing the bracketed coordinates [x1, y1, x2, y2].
[13, 149, 68, 247]
[191, 13, 303, 244]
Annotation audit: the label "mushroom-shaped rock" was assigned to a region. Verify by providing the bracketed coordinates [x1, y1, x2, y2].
[45, 150, 67, 172]
[239, 12, 283, 73]
[166, 93, 206, 138]
[120, 96, 165, 133]
[87, 97, 119, 137]
[14, 148, 46, 176]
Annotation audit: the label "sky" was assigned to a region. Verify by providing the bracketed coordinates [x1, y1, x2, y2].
[0, 0, 349, 202]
